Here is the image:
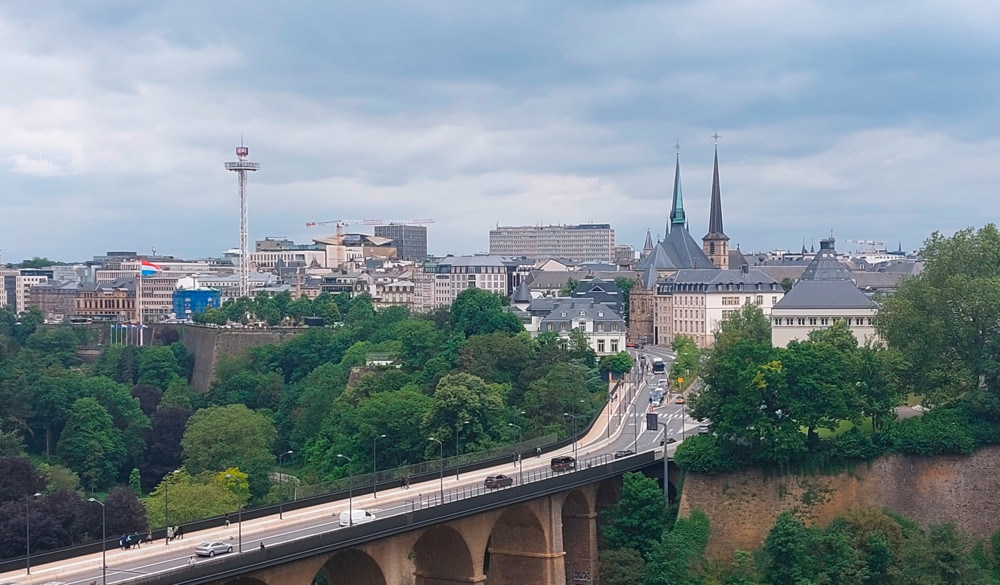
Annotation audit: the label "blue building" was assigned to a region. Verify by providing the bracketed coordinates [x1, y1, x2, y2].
[172, 288, 221, 319]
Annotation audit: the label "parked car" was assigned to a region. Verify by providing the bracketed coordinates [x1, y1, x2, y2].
[484, 474, 514, 489]
[550, 456, 576, 472]
[194, 541, 233, 557]
[674, 396, 686, 404]
[614, 449, 635, 459]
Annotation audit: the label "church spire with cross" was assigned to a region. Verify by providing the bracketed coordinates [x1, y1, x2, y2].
[702, 132, 730, 269]
[667, 141, 686, 237]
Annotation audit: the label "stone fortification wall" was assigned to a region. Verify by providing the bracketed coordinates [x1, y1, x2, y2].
[678, 447, 1000, 559]
[178, 325, 304, 391]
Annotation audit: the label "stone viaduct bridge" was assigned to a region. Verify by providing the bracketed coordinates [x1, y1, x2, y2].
[131, 452, 668, 585]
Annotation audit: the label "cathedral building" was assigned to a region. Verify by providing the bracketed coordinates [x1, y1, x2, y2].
[629, 144, 777, 348]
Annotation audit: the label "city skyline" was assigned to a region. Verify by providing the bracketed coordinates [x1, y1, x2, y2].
[2, 2, 999, 262]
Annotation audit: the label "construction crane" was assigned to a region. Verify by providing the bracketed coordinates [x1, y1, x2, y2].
[846, 238, 886, 250]
[305, 218, 435, 237]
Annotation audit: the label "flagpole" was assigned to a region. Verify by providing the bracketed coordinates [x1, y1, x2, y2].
[137, 269, 143, 346]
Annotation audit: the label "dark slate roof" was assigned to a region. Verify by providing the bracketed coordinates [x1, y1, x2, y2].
[512, 280, 532, 303]
[772, 280, 875, 310]
[853, 272, 906, 291]
[538, 298, 625, 325]
[800, 238, 853, 281]
[641, 264, 658, 290]
[728, 248, 748, 268]
[525, 270, 623, 290]
[634, 226, 716, 271]
[756, 265, 807, 283]
[669, 268, 779, 286]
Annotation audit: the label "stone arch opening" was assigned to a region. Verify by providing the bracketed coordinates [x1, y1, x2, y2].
[316, 549, 387, 585]
[563, 489, 597, 585]
[411, 525, 477, 585]
[485, 504, 554, 585]
[596, 477, 621, 551]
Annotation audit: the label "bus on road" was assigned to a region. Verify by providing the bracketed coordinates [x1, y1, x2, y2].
[651, 358, 666, 374]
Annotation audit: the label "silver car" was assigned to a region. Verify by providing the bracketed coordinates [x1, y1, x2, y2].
[194, 541, 233, 557]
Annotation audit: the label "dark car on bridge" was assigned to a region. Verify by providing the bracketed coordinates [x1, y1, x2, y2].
[485, 474, 514, 489]
[550, 456, 576, 472]
[614, 449, 635, 459]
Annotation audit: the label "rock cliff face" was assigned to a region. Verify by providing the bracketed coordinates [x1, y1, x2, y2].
[179, 325, 304, 391]
[678, 447, 1000, 558]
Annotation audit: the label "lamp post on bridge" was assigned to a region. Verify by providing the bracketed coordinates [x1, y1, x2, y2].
[278, 450, 294, 518]
[507, 423, 523, 483]
[87, 498, 106, 585]
[455, 420, 469, 480]
[372, 436, 386, 499]
[25, 492, 40, 575]
[429, 438, 444, 502]
[336, 454, 354, 526]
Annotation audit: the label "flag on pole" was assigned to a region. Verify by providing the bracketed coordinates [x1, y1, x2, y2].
[140, 260, 162, 276]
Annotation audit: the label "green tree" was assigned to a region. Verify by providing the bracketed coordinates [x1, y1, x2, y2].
[643, 509, 711, 585]
[877, 225, 1000, 401]
[397, 319, 445, 370]
[56, 398, 127, 491]
[669, 335, 700, 386]
[137, 346, 181, 389]
[181, 405, 277, 500]
[615, 277, 636, 326]
[599, 351, 634, 375]
[601, 472, 668, 559]
[144, 469, 242, 527]
[763, 511, 813, 585]
[780, 277, 794, 292]
[423, 373, 507, 455]
[560, 277, 580, 297]
[600, 548, 647, 585]
[450, 288, 522, 337]
[458, 332, 534, 385]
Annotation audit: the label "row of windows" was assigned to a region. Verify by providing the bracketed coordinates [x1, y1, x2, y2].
[773, 317, 874, 326]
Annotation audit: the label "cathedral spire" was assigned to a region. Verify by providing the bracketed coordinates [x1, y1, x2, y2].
[705, 143, 727, 240]
[702, 136, 730, 269]
[668, 144, 686, 235]
[642, 229, 654, 258]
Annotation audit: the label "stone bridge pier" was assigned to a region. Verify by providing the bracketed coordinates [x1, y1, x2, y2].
[209, 480, 620, 585]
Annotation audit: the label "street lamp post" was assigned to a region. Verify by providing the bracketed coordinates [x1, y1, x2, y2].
[25, 492, 40, 575]
[336, 454, 354, 526]
[372, 436, 385, 499]
[223, 473, 244, 552]
[163, 469, 179, 545]
[278, 450, 293, 519]
[507, 423, 523, 483]
[87, 498, 106, 585]
[455, 420, 469, 480]
[429, 437, 443, 502]
[563, 413, 581, 459]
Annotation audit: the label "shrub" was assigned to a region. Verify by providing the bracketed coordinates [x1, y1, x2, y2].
[895, 409, 976, 456]
[674, 435, 738, 474]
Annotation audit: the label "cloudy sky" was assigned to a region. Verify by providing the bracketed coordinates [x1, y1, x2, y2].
[2, 1, 999, 263]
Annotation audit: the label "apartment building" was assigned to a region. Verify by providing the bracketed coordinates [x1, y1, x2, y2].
[413, 255, 511, 311]
[373, 224, 428, 261]
[489, 224, 615, 262]
[3, 270, 52, 314]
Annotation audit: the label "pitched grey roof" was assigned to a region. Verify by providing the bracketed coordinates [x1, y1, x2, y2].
[756, 266, 807, 283]
[641, 264, 658, 290]
[512, 280, 532, 303]
[800, 238, 853, 281]
[773, 280, 875, 310]
[853, 272, 906, 292]
[525, 270, 623, 291]
[669, 268, 779, 286]
[538, 298, 625, 325]
[728, 248, 748, 268]
[635, 226, 716, 271]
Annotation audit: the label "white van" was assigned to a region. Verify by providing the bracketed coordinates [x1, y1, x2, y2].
[339, 509, 376, 527]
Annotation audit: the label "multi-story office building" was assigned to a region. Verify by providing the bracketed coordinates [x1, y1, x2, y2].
[251, 238, 326, 270]
[413, 255, 511, 311]
[3, 270, 52, 313]
[489, 224, 615, 262]
[29, 280, 82, 321]
[76, 279, 137, 322]
[374, 224, 428, 261]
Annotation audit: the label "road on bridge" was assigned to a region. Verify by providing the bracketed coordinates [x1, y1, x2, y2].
[1, 348, 699, 585]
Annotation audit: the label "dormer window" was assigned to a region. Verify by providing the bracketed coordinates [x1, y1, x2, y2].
[561, 312, 567, 317]
[580, 310, 586, 316]
[598, 311, 604, 317]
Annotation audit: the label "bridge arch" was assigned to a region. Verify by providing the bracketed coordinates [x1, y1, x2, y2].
[485, 503, 557, 585]
[411, 525, 479, 585]
[562, 489, 597, 585]
[320, 549, 387, 585]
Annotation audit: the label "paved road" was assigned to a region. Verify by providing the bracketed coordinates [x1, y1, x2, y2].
[2, 349, 693, 585]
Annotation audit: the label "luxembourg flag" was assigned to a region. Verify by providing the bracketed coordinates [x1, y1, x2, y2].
[140, 260, 162, 276]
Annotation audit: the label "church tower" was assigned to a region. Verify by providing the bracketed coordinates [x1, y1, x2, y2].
[641, 229, 654, 259]
[667, 148, 686, 236]
[702, 141, 729, 269]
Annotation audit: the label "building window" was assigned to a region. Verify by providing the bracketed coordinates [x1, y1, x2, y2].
[745, 296, 751, 305]
[820, 317, 829, 325]
[809, 318, 817, 325]
[597, 323, 605, 332]
[597, 339, 606, 353]
[611, 340, 618, 352]
[772, 296, 778, 304]
[856, 318, 864, 325]
[774, 318, 781, 325]
[722, 296, 740, 306]
[709, 242, 716, 255]
[756, 295, 763, 305]
[798, 318, 806, 325]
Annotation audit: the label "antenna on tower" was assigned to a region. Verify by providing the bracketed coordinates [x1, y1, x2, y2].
[225, 142, 261, 298]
